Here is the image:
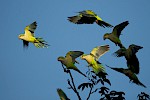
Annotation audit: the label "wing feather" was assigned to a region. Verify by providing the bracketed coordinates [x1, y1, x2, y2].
[112, 21, 129, 38]
[90, 45, 109, 61]
[24, 21, 37, 36]
[66, 51, 84, 59]
[113, 48, 126, 57]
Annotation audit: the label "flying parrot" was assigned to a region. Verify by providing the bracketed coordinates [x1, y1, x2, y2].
[106, 65, 146, 88]
[68, 10, 113, 28]
[114, 44, 143, 74]
[18, 21, 49, 48]
[80, 45, 110, 77]
[57, 88, 70, 100]
[57, 51, 86, 77]
[103, 21, 129, 48]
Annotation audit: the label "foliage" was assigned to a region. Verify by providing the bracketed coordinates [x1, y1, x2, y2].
[57, 63, 149, 100]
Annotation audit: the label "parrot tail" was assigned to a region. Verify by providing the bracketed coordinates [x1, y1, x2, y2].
[34, 37, 49, 48]
[92, 63, 105, 75]
[132, 79, 146, 88]
[96, 20, 113, 28]
[74, 68, 86, 77]
[118, 43, 125, 48]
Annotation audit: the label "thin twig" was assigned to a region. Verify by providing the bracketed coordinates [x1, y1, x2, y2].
[67, 79, 75, 91]
[68, 70, 82, 100]
[87, 86, 93, 100]
[60, 64, 82, 100]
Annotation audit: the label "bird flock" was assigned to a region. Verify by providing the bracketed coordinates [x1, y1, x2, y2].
[18, 10, 146, 91]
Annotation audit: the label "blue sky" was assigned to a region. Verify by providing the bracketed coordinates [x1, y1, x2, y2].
[0, 0, 150, 100]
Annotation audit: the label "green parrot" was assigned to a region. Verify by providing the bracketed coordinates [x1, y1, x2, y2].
[57, 88, 70, 100]
[68, 10, 113, 28]
[57, 51, 86, 77]
[18, 21, 49, 48]
[80, 45, 109, 76]
[103, 21, 129, 48]
[106, 65, 146, 88]
[114, 44, 143, 74]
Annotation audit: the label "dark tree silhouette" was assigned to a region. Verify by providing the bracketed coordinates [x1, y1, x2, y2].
[137, 92, 150, 100]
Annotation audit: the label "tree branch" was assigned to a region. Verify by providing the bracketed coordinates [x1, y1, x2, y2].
[68, 70, 82, 100]
[60, 64, 82, 100]
[87, 86, 93, 100]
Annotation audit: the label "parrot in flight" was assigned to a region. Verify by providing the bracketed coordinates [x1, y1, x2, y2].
[103, 21, 129, 48]
[57, 51, 86, 77]
[80, 45, 110, 77]
[113, 44, 143, 74]
[68, 10, 113, 28]
[18, 21, 49, 48]
[57, 88, 70, 100]
[106, 65, 146, 88]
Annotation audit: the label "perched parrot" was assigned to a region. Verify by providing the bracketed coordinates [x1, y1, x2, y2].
[57, 88, 70, 100]
[103, 21, 129, 48]
[114, 44, 143, 74]
[68, 10, 113, 28]
[18, 21, 49, 48]
[80, 45, 109, 77]
[57, 51, 86, 77]
[106, 65, 146, 88]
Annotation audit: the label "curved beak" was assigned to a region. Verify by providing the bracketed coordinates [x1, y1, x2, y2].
[103, 36, 106, 40]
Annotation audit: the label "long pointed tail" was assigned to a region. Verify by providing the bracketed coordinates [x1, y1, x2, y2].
[34, 37, 49, 48]
[133, 79, 146, 88]
[74, 68, 86, 77]
[96, 20, 113, 28]
[118, 43, 125, 48]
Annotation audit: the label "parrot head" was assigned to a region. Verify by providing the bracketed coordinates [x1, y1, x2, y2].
[103, 33, 109, 40]
[80, 54, 87, 60]
[18, 34, 24, 40]
[57, 56, 65, 62]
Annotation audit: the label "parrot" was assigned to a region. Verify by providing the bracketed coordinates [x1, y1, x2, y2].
[57, 88, 70, 100]
[18, 21, 49, 48]
[114, 44, 143, 74]
[68, 10, 113, 28]
[106, 65, 146, 88]
[80, 45, 110, 77]
[103, 21, 129, 48]
[57, 51, 86, 77]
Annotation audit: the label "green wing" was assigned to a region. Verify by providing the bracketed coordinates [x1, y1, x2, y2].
[90, 45, 110, 61]
[68, 14, 96, 24]
[78, 10, 97, 17]
[112, 21, 129, 38]
[66, 51, 84, 60]
[82, 10, 113, 28]
[24, 21, 37, 36]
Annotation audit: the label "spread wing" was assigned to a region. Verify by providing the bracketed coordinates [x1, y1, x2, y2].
[112, 21, 129, 38]
[68, 15, 96, 24]
[78, 10, 97, 17]
[129, 44, 143, 54]
[66, 51, 84, 60]
[113, 48, 126, 57]
[24, 21, 37, 37]
[90, 45, 110, 61]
